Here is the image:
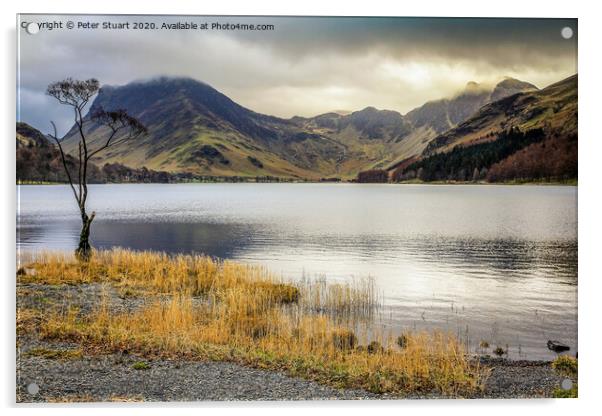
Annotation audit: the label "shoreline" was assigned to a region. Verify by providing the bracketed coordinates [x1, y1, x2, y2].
[17, 287, 569, 402]
[16, 179, 578, 186]
[16, 315, 571, 402]
[16, 250, 577, 401]
[16, 345, 567, 402]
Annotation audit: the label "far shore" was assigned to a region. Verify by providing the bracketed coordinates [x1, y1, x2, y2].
[17, 178, 578, 186]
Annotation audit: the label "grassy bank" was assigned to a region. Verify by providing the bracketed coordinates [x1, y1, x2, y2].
[18, 249, 488, 397]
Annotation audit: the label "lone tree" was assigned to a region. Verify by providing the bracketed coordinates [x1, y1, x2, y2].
[47, 78, 147, 260]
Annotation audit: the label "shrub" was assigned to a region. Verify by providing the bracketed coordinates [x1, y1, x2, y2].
[553, 384, 578, 398]
[552, 355, 578, 377]
[131, 361, 151, 370]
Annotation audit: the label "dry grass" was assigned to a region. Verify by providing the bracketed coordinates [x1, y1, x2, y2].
[19, 249, 488, 396]
[44, 393, 143, 403]
[17, 307, 44, 336]
[298, 276, 380, 321]
[45, 394, 96, 403]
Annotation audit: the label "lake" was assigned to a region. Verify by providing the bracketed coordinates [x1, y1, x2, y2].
[17, 183, 578, 360]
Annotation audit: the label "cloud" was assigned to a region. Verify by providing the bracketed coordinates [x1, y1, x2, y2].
[18, 15, 577, 134]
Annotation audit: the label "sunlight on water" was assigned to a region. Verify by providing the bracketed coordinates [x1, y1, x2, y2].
[17, 183, 577, 360]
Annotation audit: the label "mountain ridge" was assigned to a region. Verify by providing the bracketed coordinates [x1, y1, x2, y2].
[54, 74, 573, 180]
[385, 74, 577, 183]
[423, 74, 576, 156]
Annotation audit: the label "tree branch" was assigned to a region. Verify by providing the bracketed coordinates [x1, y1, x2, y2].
[85, 108, 148, 161]
[86, 126, 120, 161]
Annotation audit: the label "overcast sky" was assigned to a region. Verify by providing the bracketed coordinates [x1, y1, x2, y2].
[18, 15, 577, 135]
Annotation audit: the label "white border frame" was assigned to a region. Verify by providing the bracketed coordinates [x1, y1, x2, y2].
[2, 1, 600, 414]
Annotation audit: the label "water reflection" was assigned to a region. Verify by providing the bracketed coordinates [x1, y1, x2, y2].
[18, 219, 578, 282]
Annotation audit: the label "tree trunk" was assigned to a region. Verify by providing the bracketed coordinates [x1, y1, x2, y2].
[75, 211, 95, 260]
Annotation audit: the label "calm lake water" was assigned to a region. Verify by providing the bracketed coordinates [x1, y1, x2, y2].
[17, 183, 577, 360]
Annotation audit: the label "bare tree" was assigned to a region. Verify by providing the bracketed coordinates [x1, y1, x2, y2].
[47, 78, 147, 260]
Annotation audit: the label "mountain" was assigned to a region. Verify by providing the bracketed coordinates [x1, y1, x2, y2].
[62, 77, 347, 180]
[390, 75, 577, 183]
[423, 75, 576, 155]
[405, 78, 537, 136]
[55, 74, 570, 181]
[290, 107, 415, 173]
[293, 107, 412, 141]
[16, 122, 195, 184]
[17, 122, 51, 148]
[292, 78, 538, 172]
[490, 78, 539, 102]
[17, 122, 78, 182]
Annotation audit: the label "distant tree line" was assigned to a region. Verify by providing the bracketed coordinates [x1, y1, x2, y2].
[486, 133, 577, 182]
[17, 144, 173, 184]
[17, 141, 97, 183]
[17, 141, 305, 184]
[355, 127, 577, 184]
[356, 169, 389, 183]
[395, 127, 547, 182]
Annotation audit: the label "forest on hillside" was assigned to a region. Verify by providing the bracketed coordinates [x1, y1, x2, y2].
[356, 127, 577, 183]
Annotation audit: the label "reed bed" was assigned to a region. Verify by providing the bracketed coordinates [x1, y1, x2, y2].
[297, 276, 381, 322]
[19, 249, 488, 396]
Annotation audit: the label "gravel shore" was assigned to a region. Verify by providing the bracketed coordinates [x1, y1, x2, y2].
[17, 351, 379, 402]
[16, 282, 571, 402]
[17, 348, 567, 401]
[475, 358, 567, 399]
